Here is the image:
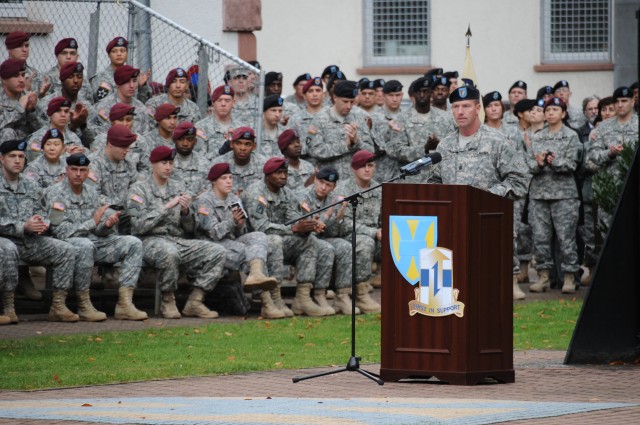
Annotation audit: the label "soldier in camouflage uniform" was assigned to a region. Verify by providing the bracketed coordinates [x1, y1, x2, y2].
[127, 146, 226, 319]
[0, 236, 20, 325]
[430, 85, 530, 300]
[89, 37, 152, 104]
[170, 122, 209, 197]
[431, 76, 451, 111]
[260, 95, 285, 158]
[284, 73, 310, 111]
[195, 85, 238, 158]
[527, 97, 582, 294]
[306, 80, 374, 179]
[0, 59, 40, 139]
[211, 127, 267, 195]
[502, 80, 527, 128]
[278, 129, 315, 192]
[194, 163, 280, 317]
[41, 38, 94, 105]
[242, 157, 333, 317]
[4, 32, 49, 100]
[553, 80, 586, 130]
[144, 103, 179, 151]
[288, 77, 324, 159]
[146, 68, 202, 129]
[387, 77, 455, 183]
[44, 153, 147, 321]
[227, 66, 258, 128]
[0, 139, 78, 324]
[91, 66, 150, 135]
[24, 128, 66, 188]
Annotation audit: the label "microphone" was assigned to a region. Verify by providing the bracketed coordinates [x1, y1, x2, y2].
[400, 152, 442, 175]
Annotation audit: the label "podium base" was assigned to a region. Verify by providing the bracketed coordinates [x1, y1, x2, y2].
[380, 368, 515, 385]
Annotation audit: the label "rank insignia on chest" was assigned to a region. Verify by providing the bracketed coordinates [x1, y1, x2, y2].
[52, 202, 65, 211]
[300, 201, 311, 212]
[257, 196, 267, 206]
[197, 206, 210, 216]
[130, 194, 144, 204]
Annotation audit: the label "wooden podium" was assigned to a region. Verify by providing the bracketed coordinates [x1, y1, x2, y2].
[380, 183, 514, 385]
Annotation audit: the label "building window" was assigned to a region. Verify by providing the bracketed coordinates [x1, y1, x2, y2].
[542, 0, 611, 63]
[0, 1, 28, 20]
[363, 0, 430, 67]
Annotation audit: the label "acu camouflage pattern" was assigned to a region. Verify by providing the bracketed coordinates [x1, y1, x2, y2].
[24, 155, 66, 188]
[288, 107, 319, 158]
[25, 126, 83, 163]
[91, 93, 150, 135]
[194, 115, 237, 159]
[171, 152, 210, 197]
[286, 158, 315, 193]
[231, 94, 259, 128]
[0, 90, 41, 139]
[89, 66, 152, 104]
[89, 130, 151, 173]
[42, 65, 95, 105]
[145, 94, 203, 129]
[259, 125, 285, 158]
[87, 149, 139, 207]
[210, 151, 266, 195]
[587, 114, 639, 176]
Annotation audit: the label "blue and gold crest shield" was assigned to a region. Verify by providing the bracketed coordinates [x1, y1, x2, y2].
[389, 216, 437, 285]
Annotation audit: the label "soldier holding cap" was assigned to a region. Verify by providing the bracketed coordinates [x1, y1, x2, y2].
[170, 121, 210, 196]
[288, 76, 324, 158]
[195, 85, 238, 158]
[1, 58, 40, 139]
[194, 162, 282, 317]
[146, 68, 202, 129]
[503, 80, 528, 127]
[226, 65, 258, 127]
[260, 94, 286, 158]
[3, 31, 49, 98]
[211, 127, 267, 194]
[43, 153, 147, 321]
[0, 139, 78, 324]
[126, 146, 226, 319]
[278, 128, 314, 191]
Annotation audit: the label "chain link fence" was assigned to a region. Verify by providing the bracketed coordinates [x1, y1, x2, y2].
[1, 0, 263, 132]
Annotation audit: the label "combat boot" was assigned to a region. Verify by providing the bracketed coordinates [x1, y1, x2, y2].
[291, 283, 327, 317]
[160, 292, 181, 319]
[114, 287, 148, 321]
[562, 272, 576, 294]
[513, 275, 526, 300]
[369, 272, 382, 288]
[48, 290, 79, 322]
[516, 261, 530, 283]
[259, 291, 285, 319]
[244, 259, 278, 291]
[76, 290, 107, 322]
[182, 288, 218, 319]
[0, 314, 10, 325]
[313, 289, 336, 316]
[333, 287, 361, 315]
[1, 291, 18, 323]
[356, 282, 381, 313]
[270, 287, 293, 317]
[17, 266, 42, 301]
[580, 266, 594, 286]
[529, 269, 550, 293]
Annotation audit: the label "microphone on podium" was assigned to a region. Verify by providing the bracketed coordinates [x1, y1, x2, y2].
[400, 152, 442, 175]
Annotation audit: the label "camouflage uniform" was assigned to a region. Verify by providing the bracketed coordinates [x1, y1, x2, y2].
[87, 149, 139, 208]
[288, 107, 321, 158]
[210, 151, 266, 195]
[241, 180, 321, 283]
[194, 115, 236, 158]
[24, 63, 44, 96]
[0, 237, 20, 292]
[527, 125, 582, 273]
[232, 94, 259, 129]
[566, 103, 587, 130]
[24, 126, 83, 163]
[145, 94, 203, 129]
[91, 93, 150, 135]
[89, 131, 151, 173]
[287, 159, 315, 192]
[366, 106, 402, 182]
[42, 65, 95, 105]
[126, 176, 226, 292]
[24, 155, 66, 188]
[283, 94, 305, 111]
[89, 66, 152, 104]
[143, 129, 174, 151]
[37, 90, 97, 148]
[306, 107, 374, 179]
[502, 110, 519, 127]
[0, 90, 41, 138]
[44, 179, 144, 290]
[259, 125, 285, 158]
[172, 152, 210, 197]
[0, 173, 74, 291]
[335, 177, 382, 283]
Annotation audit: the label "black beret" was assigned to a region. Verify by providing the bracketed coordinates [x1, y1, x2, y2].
[333, 81, 358, 99]
[359, 78, 376, 91]
[383, 80, 403, 94]
[327, 71, 347, 90]
[424, 67, 443, 78]
[263, 94, 284, 111]
[265, 71, 283, 86]
[41, 128, 64, 147]
[372, 78, 385, 89]
[612, 86, 632, 101]
[293, 73, 311, 86]
[443, 71, 459, 79]
[408, 77, 430, 96]
[434, 76, 451, 88]
[630, 81, 638, 91]
[544, 97, 567, 111]
[247, 60, 261, 70]
[509, 80, 527, 93]
[536, 85, 554, 99]
[322, 65, 340, 79]
[449, 85, 480, 103]
[461, 78, 476, 88]
[316, 166, 339, 183]
[534, 98, 545, 108]
[0, 139, 27, 154]
[66, 153, 91, 166]
[553, 80, 570, 91]
[482, 91, 502, 106]
[514, 99, 537, 115]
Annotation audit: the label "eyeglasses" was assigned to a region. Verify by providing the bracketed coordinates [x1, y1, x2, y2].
[233, 74, 248, 80]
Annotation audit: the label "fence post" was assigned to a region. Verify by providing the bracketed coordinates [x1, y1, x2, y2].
[135, 0, 153, 74]
[197, 44, 210, 116]
[87, 2, 101, 78]
[126, 2, 137, 66]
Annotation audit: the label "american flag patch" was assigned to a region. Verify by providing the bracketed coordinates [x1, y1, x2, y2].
[196, 129, 206, 139]
[197, 206, 210, 216]
[300, 201, 311, 212]
[98, 109, 108, 120]
[307, 125, 318, 135]
[130, 194, 144, 204]
[87, 171, 98, 182]
[29, 142, 41, 151]
[257, 196, 267, 206]
[52, 202, 65, 211]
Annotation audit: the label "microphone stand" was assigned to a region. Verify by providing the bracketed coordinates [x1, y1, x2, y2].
[290, 170, 416, 386]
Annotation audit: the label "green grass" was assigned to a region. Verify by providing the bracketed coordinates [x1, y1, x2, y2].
[0, 299, 582, 390]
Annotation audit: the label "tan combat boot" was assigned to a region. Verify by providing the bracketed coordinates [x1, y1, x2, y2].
[77, 290, 107, 322]
[529, 269, 550, 293]
[160, 292, 181, 319]
[48, 290, 79, 322]
[513, 275, 526, 300]
[18, 266, 42, 301]
[1, 291, 18, 323]
[333, 287, 361, 315]
[516, 261, 530, 283]
[313, 289, 336, 316]
[270, 287, 293, 317]
[369, 272, 382, 289]
[0, 314, 10, 325]
[259, 291, 285, 319]
[114, 287, 148, 321]
[244, 259, 278, 291]
[291, 283, 328, 317]
[356, 282, 381, 313]
[562, 272, 576, 294]
[580, 266, 594, 286]
[182, 288, 218, 319]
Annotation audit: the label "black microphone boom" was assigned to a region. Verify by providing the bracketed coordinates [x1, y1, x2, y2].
[400, 152, 442, 175]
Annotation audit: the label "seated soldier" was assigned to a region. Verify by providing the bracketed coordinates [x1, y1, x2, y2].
[242, 157, 333, 317]
[278, 129, 314, 192]
[42, 38, 94, 104]
[1, 58, 41, 139]
[259, 95, 285, 158]
[145, 103, 179, 150]
[127, 146, 227, 319]
[146, 68, 202, 129]
[24, 128, 66, 188]
[44, 153, 147, 321]
[170, 121, 209, 197]
[195, 85, 237, 158]
[194, 163, 281, 318]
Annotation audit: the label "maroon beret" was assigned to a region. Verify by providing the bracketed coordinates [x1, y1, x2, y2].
[263, 157, 288, 175]
[165, 68, 187, 88]
[277, 129, 299, 151]
[114, 65, 139, 86]
[230, 127, 255, 142]
[41, 128, 64, 147]
[5, 32, 30, 50]
[149, 146, 176, 163]
[59, 61, 84, 81]
[106, 36, 128, 53]
[0, 59, 26, 79]
[172, 121, 197, 140]
[109, 103, 136, 121]
[207, 163, 231, 181]
[302, 77, 323, 94]
[54, 38, 78, 56]
[211, 85, 235, 102]
[351, 150, 376, 170]
[154, 103, 179, 121]
[47, 96, 72, 116]
[107, 124, 137, 148]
